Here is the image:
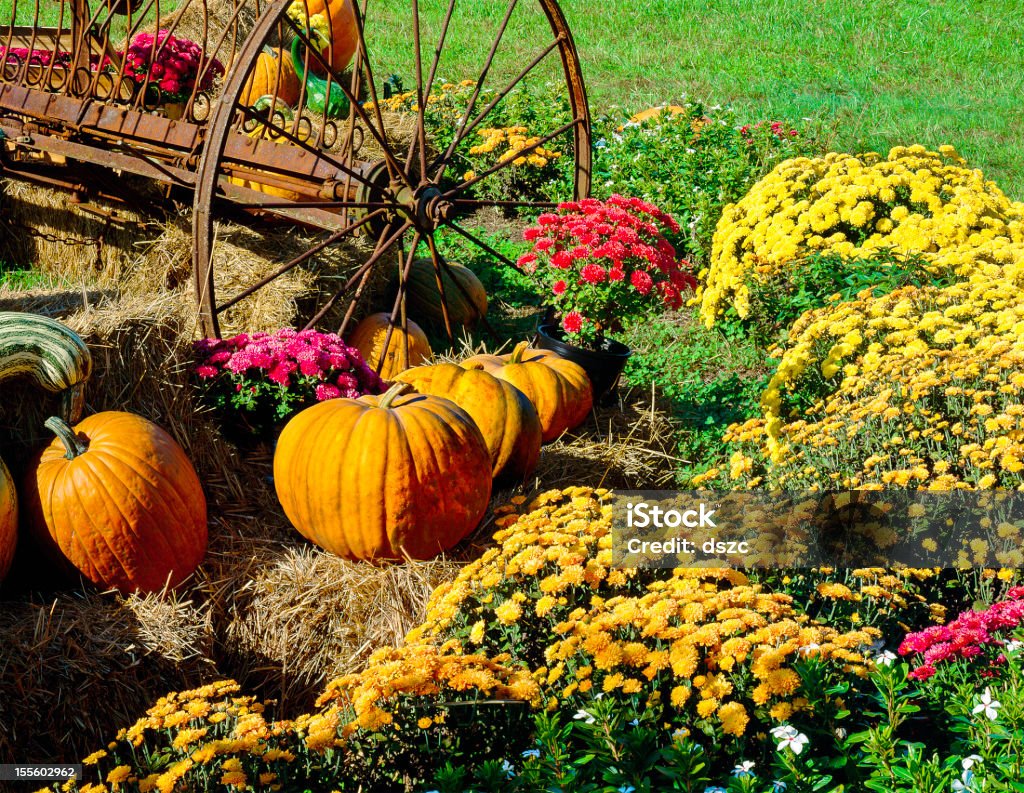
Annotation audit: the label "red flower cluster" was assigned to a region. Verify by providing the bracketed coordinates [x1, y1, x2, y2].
[0, 46, 107, 69]
[122, 31, 223, 102]
[517, 195, 696, 348]
[899, 586, 1024, 681]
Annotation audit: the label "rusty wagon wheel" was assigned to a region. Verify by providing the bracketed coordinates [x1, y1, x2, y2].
[193, 0, 591, 357]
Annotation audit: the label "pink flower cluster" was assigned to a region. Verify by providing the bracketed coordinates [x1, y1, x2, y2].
[517, 195, 696, 346]
[122, 31, 223, 101]
[194, 328, 384, 400]
[899, 586, 1024, 681]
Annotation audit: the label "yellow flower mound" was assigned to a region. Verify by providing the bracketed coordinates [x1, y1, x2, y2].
[408, 487, 877, 739]
[315, 644, 540, 735]
[718, 259, 1024, 489]
[697, 144, 1024, 326]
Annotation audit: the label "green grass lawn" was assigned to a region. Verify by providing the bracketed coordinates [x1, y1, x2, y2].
[3, 1, 1021, 195]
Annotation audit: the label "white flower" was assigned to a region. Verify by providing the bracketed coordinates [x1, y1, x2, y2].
[798, 643, 821, 655]
[501, 759, 515, 778]
[1005, 640, 1023, 653]
[770, 724, 810, 755]
[961, 755, 983, 771]
[972, 687, 1002, 721]
[876, 650, 898, 666]
[671, 727, 689, 742]
[731, 761, 756, 777]
[522, 748, 540, 759]
[953, 768, 976, 792]
[573, 709, 596, 725]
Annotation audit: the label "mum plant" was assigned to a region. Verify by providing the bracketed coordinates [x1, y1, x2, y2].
[121, 30, 224, 103]
[516, 195, 697, 349]
[193, 327, 385, 438]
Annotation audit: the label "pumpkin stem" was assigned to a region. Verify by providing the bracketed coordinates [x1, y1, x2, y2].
[378, 381, 413, 409]
[509, 341, 531, 364]
[44, 416, 89, 460]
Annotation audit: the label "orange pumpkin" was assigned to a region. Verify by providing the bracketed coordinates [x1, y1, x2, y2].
[240, 48, 301, 107]
[23, 412, 208, 594]
[396, 363, 542, 482]
[0, 458, 16, 585]
[461, 342, 593, 442]
[629, 105, 687, 124]
[274, 382, 492, 561]
[304, 0, 359, 73]
[349, 313, 432, 380]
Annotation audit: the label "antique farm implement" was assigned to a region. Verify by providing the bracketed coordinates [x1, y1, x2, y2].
[0, 0, 591, 344]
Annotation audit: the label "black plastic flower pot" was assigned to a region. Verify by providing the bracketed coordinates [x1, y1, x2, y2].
[534, 323, 631, 405]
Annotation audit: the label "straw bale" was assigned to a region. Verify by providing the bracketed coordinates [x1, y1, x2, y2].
[208, 539, 461, 712]
[0, 589, 216, 764]
[0, 178, 163, 285]
[528, 384, 681, 491]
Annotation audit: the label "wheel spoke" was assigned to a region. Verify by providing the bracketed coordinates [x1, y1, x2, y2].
[410, 0, 430, 184]
[377, 230, 424, 375]
[431, 0, 519, 180]
[302, 220, 412, 331]
[444, 221, 520, 270]
[442, 117, 583, 198]
[425, 234, 457, 343]
[215, 208, 388, 314]
[432, 36, 565, 181]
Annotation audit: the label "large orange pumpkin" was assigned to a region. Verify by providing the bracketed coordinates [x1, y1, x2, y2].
[0, 458, 16, 585]
[304, 0, 359, 73]
[396, 363, 542, 482]
[274, 382, 491, 561]
[349, 313, 432, 380]
[240, 48, 302, 107]
[461, 342, 593, 442]
[23, 412, 208, 594]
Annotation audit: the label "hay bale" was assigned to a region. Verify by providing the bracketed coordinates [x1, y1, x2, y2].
[530, 385, 681, 491]
[0, 178, 163, 284]
[211, 540, 460, 712]
[0, 590, 216, 764]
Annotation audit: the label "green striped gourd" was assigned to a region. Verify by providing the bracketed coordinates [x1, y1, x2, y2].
[406, 258, 488, 328]
[0, 311, 91, 585]
[0, 312, 92, 423]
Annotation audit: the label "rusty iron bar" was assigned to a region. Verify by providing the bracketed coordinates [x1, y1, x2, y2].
[405, 0, 456, 174]
[410, 0, 428, 184]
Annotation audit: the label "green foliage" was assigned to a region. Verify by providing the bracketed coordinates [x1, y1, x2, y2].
[729, 248, 965, 345]
[619, 310, 774, 483]
[590, 104, 824, 265]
